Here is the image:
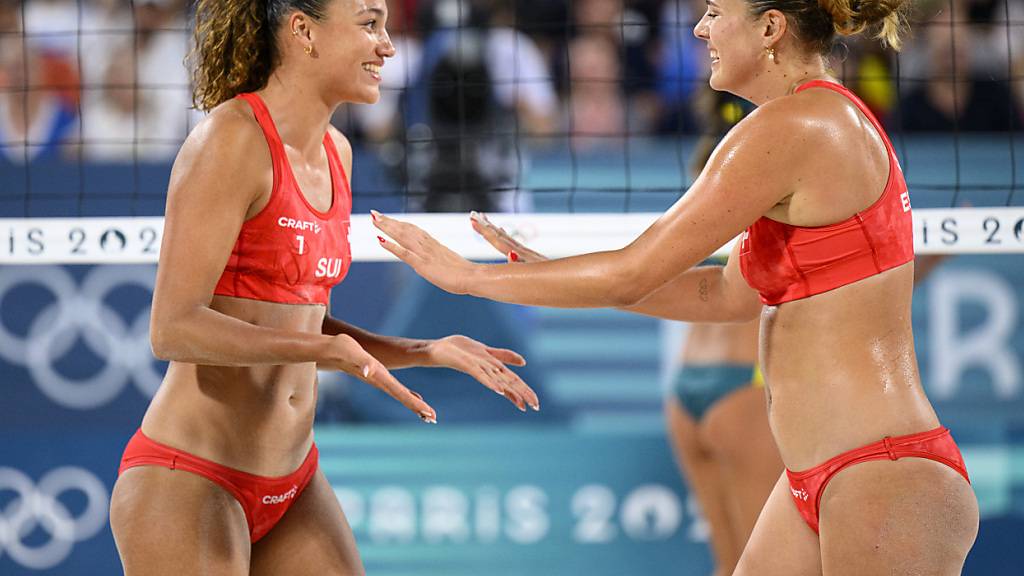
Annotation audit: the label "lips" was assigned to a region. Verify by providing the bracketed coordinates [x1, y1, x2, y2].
[362, 62, 382, 80]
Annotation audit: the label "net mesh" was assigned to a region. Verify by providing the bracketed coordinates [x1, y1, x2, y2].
[0, 0, 1022, 260]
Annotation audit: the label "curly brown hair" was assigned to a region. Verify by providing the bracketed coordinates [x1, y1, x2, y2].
[189, 0, 331, 111]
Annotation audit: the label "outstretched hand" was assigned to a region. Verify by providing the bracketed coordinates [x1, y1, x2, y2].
[469, 211, 548, 263]
[371, 210, 475, 294]
[427, 335, 539, 412]
[323, 334, 438, 423]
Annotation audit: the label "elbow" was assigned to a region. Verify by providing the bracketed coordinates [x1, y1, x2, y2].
[607, 268, 660, 308]
[149, 308, 188, 361]
[149, 321, 174, 361]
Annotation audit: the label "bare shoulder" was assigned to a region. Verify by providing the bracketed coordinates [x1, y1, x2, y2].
[177, 100, 266, 165]
[715, 90, 863, 171]
[740, 92, 837, 142]
[169, 99, 271, 203]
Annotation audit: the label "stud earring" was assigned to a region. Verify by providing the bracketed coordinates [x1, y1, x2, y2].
[767, 47, 776, 63]
[305, 44, 313, 56]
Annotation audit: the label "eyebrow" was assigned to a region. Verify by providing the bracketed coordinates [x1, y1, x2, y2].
[356, 7, 386, 17]
[706, 0, 719, 6]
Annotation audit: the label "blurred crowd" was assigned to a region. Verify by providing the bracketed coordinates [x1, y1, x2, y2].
[0, 0, 1021, 170]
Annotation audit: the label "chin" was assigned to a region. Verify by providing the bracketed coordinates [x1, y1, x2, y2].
[352, 88, 381, 105]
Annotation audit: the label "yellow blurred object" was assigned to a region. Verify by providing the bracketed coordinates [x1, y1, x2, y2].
[752, 363, 765, 388]
[720, 100, 745, 125]
[857, 53, 894, 113]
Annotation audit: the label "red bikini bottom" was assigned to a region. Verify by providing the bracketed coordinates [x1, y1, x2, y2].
[785, 426, 969, 533]
[119, 429, 319, 542]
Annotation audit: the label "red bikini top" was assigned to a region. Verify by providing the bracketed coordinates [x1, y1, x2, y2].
[738, 80, 914, 306]
[213, 93, 352, 306]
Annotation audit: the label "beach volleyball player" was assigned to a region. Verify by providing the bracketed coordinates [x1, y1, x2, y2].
[109, 1, 538, 574]
[371, 0, 980, 573]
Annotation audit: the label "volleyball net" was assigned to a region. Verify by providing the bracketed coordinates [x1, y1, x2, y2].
[1, 0, 1023, 263]
[2, 3, 1024, 576]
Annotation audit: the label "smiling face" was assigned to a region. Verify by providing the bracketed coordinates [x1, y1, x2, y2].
[301, 0, 396, 104]
[692, 0, 766, 94]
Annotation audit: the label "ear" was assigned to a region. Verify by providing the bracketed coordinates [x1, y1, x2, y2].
[761, 9, 788, 47]
[289, 11, 314, 44]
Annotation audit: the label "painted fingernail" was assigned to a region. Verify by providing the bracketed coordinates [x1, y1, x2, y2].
[378, 236, 386, 244]
[370, 210, 381, 221]
[363, 365, 371, 378]
[470, 211, 481, 221]
[531, 403, 540, 411]
[508, 251, 519, 262]
[419, 410, 437, 424]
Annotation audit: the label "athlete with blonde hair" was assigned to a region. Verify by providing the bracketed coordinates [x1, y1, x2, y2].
[372, 0, 980, 572]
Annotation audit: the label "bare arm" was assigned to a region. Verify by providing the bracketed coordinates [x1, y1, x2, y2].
[150, 106, 436, 421]
[150, 106, 339, 367]
[470, 212, 762, 323]
[373, 103, 796, 309]
[325, 127, 540, 411]
[621, 242, 761, 322]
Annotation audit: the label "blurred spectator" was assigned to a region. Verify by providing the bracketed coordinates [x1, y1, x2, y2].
[654, 0, 708, 133]
[569, 0, 661, 133]
[0, 2, 79, 163]
[403, 0, 558, 213]
[897, 0, 1020, 131]
[568, 33, 625, 148]
[964, 0, 1024, 125]
[80, 0, 196, 161]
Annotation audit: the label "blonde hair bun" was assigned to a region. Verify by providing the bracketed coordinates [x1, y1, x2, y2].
[818, 0, 909, 50]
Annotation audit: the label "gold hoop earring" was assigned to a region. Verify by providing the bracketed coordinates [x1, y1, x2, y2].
[304, 44, 313, 56]
[767, 47, 776, 63]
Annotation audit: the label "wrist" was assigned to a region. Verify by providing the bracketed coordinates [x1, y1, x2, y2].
[455, 263, 480, 296]
[416, 338, 442, 367]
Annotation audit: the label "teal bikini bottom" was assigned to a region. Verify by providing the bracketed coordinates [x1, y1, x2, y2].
[670, 364, 757, 420]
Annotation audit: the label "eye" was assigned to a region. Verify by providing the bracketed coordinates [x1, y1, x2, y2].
[362, 19, 377, 29]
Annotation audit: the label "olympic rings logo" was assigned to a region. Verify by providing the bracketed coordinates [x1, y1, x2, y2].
[0, 467, 109, 570]
[0, 265, 162, 409]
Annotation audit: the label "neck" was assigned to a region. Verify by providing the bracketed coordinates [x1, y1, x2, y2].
[259, 66, 336, 157]
[738, 54, 833, 106]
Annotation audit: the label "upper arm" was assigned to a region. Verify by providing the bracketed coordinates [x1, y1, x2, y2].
[151, 106, 271, 325]
[619, 101, 812, 299]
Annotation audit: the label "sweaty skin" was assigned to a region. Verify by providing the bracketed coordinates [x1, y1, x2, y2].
[372, 0, 978, 572]
[111, 2, 539, 574]
[373, 83, 937, 468]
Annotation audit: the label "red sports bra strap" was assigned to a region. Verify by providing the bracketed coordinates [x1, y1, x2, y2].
[795, 80, 896, 157]
[236, 92, 286, 192]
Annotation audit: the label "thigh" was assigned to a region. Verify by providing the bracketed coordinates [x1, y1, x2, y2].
[665, 398, 741, 572]
[702, 386, 783, 546]
[733, 473, 822, 576]
[250, 469, 365, 576]
[110, 466, 251, 576]
[818, 458, 979, 576]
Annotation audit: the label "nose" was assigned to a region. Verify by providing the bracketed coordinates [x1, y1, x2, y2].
[378, 29, 396, 58]
[693, 14, 709, 40]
